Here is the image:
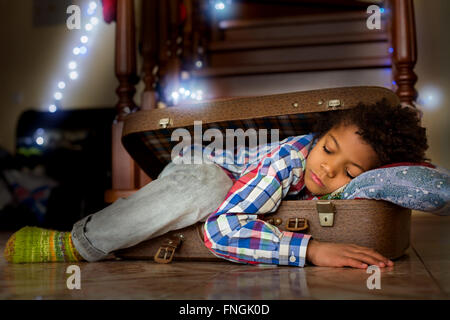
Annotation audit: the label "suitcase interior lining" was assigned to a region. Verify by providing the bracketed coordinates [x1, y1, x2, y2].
[123, 112, 319, 178]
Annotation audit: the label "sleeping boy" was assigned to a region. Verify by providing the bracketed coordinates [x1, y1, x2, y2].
[4, 99, 429, 268]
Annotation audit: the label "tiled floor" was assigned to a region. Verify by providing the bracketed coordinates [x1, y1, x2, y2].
[0, 211, 449, 300]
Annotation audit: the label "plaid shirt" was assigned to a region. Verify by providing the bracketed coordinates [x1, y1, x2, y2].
[201, 133, 316, 267]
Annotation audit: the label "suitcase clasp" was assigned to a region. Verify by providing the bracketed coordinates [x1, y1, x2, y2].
[159, 118, 173, 129]
[327, 99, 342, 109]
[316, 201, 335, 227]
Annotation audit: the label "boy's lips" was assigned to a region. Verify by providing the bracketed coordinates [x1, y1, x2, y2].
[310, 170, 325, 187]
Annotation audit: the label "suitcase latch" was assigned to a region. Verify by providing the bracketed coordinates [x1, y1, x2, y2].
[159, 118, 173, 129]
[327, 99, 342, 109]
[286, 217, 309, 232]
[316, 201, 335, 227]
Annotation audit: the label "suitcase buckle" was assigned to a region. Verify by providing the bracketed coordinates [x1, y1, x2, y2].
[154, 235, 183, 264]
[286, 217, 308, 232]
[316, 201, 335, 227]
[154, 246, 176, 264]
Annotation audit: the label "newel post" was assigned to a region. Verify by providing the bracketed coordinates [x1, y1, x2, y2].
[391, 0, 418, 106]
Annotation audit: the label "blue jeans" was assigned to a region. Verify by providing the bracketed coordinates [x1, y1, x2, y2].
[71, 162, 233, 262]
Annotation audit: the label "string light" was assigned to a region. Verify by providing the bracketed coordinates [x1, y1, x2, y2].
[44, 1, 100, 114]
[90, 17, 99, 25]
[68, 61, 77, 70]
[48, 104, 57, 113]
[36, 136, 44, 145]
[69, 71, 79, 80]
[54, 92, 63, 100]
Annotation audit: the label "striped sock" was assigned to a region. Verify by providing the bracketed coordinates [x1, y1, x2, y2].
[3, 226, 85, 263]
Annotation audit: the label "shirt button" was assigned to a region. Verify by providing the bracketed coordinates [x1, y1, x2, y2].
[289, 255, 296, 263]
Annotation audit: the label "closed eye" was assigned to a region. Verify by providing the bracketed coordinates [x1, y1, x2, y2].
[324, 145, 356, 179]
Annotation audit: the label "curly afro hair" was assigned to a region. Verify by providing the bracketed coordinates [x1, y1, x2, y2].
[311, 99, 429, 166]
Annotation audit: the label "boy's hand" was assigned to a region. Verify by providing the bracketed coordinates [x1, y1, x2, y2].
[306, 239, 394, 269]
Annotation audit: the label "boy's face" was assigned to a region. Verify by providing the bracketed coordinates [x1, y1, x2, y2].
[305, 124, 380, 195]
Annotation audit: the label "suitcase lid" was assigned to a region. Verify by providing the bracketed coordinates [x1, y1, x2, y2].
[122, 86, 400, 179]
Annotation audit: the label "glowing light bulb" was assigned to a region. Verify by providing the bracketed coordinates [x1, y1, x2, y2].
[36, 137, 44, 145]
[79, 46, 87, 54]
[68, 61, 77, 70]
[69, 71, 79, 80]
[58, 81, 66, 89]
[90, 17, 99, 25]
[54, 92, 63, 100]
[49, 104, 57, 113]
[179, 88, 185, 94]
[171, 92, 180, 100]
[215, 2, 225, 10]
[73, 47, 80, 55]
[89, 1, 97, 10]
[195, 60, 203, 68]
[80, 36, 88, 44]
[85, 23, 93, 31]
[418, 86, 443, 110]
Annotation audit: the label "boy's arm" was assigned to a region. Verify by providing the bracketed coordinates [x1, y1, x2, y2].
[204, 137, 313, 267]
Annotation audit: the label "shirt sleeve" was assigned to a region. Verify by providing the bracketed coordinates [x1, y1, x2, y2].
[204, 136, 313, 267]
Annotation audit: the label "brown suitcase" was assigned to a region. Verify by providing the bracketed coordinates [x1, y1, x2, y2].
[114, 86, 411, 262]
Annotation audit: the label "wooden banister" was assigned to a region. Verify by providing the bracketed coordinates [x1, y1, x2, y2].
[390, 0, 418, 106]
[105, 0, 150, 203]
[141, 0, 159, 110]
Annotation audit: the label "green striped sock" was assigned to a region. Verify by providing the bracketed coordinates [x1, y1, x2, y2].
[3, 226, 84, 263]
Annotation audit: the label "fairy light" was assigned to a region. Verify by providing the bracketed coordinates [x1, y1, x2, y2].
[90, 17, 99, 25]
[36, 136, 44, 145]
[44, 1, 100, 114]
[54, 92, 63, 100]
[68, 61, 77, 70]
[48, 104, 57, 113]
[69, 71, 79, 80]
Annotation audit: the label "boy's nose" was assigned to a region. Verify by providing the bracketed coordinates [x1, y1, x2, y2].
[321, 163, 336, 178]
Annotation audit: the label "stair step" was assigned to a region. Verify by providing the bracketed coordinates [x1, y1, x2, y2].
[219, 11, 387, 41]
[209, 31, 388, 51]
[192, 56, 391, 78]
[208, 41, 390, 68]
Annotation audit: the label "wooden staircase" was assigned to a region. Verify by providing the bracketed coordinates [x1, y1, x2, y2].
[192, 8, 393, 98]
